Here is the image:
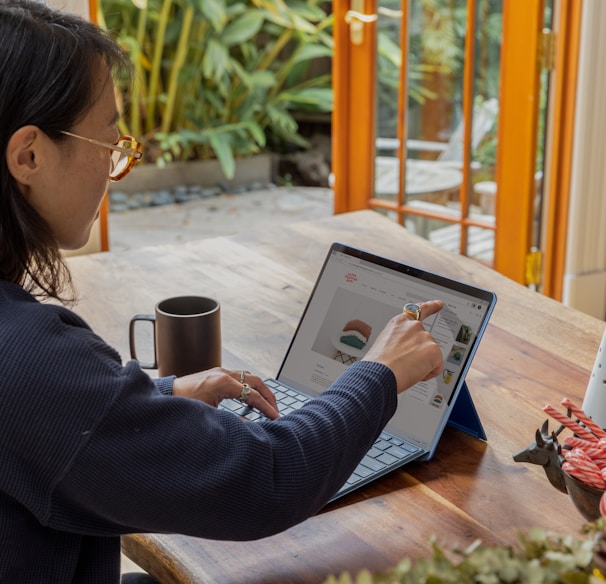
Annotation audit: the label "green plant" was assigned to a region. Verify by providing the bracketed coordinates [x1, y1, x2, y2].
[323, 520, 606, 583]
[97, 0, 333, 179]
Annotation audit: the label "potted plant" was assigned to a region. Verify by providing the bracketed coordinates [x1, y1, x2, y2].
[97, 0, 333, 180]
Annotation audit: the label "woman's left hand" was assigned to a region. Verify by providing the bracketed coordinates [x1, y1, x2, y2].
[172, 368, 280, 420]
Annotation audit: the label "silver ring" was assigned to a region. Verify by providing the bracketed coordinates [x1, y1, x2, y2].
[403, 303, 421, 320]
[240, 370, 246, 384]
[238, 383, 252, 404]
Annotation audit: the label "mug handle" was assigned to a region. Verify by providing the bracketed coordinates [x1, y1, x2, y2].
[129, 314, 157, 369]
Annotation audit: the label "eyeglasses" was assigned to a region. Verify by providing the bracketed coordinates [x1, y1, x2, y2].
[60, 130, 143, 181]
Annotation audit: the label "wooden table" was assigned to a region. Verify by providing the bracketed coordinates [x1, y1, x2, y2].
[65, 210, 604, 584]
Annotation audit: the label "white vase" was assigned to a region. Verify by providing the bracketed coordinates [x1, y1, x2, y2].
[582, 327, 606, 429]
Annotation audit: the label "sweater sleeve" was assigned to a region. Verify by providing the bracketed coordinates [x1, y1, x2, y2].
[153, 376, 174, 396]
[0, 291, 397, 542]
[49, 359, 397, 540]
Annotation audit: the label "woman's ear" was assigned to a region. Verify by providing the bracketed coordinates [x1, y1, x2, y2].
[6, 126, 45, 186]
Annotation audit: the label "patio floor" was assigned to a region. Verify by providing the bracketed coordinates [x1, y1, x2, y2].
[108, 186, 334, 252]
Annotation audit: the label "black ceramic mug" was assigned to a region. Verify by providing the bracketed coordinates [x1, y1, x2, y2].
[129, 295, 221, 377]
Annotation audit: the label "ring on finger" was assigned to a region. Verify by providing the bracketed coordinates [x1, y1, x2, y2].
[238, 383, 252, 404]
[403, 302, 422, 321]
[239, 370, 250, 384]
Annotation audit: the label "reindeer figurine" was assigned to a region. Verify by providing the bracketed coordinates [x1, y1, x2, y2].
[512, 419, 567, 494]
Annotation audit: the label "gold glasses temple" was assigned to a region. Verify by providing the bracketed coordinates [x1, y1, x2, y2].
[60, 130, 143, 159]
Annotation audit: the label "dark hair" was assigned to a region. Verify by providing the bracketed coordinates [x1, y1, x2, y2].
[0, 0, 131, 300]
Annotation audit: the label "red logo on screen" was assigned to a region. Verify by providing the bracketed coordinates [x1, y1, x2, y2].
[345, 272, 358, 283]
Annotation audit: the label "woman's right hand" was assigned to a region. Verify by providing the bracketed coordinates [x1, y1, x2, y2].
[172, 368, 280, 419]
[362, 300, 444, 393]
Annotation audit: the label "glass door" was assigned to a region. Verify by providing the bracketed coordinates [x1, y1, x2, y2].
[373, 0, 500, 265]
[333, 0, 558, 287]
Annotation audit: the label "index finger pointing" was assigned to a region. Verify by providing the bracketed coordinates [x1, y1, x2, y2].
[402, 300, 444, 321]
[419, 300, 444, 320]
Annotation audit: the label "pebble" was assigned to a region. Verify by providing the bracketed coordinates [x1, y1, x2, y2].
[108, 181, 277, 213]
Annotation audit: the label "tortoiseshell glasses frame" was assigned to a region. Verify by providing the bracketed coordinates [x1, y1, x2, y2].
[60, 130, 143, 181]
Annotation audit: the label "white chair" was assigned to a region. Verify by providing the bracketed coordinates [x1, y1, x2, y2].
[374, 98, 499, 206]
[375, 98, 499, 169]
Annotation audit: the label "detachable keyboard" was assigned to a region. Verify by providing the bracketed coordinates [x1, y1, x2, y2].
[340, 431, 422, 497]
[219, 379, 423, 499]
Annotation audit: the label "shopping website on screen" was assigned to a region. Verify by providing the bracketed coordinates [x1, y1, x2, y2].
[279, 249, 491, 449]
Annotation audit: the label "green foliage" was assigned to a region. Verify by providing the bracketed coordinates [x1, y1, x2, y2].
[376, 0, 503, 150]
[98, 0, 333, 178]
[323, 521, 606, 584]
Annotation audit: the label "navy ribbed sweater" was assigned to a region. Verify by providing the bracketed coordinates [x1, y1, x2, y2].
[0, 279, 397, 583]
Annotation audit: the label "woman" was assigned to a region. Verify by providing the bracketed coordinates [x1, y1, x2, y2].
[0, 1, 444, 582]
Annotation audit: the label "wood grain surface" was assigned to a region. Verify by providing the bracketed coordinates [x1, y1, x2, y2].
[66, 210, 605, 584]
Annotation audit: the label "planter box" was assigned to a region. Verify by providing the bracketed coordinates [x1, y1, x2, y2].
[108, 154, 277, 195]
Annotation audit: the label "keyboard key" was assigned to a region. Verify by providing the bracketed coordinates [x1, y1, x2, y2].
[377, 452, 398, 466]
[399, 442, 421, 453]
[386, 445, 415, 459]
[366, 447, 382, 459]
[374, 440, 391, 451]
[353, 464, 373, 478]
[221, 400, 244, 413]
[346, 474, 364, 485]
[359, 456, 386, 473]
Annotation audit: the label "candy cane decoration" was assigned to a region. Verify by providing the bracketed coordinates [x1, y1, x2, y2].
[542, 404, 597, 442]
[537, 399, 606, 507]
[561, 397, 606, 439]
[563, 436, 598, 449]
[562, 459, 606, 490]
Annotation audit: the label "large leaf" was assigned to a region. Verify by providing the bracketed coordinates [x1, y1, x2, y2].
[220, 10, 265, 46]
[202, 38, 230, 82]
[264, 104, 298, 134]
[291, 44, 333, 64]
[277, 87, 333, 111]
[249, 70, 277, 89]
[282, 0, 326, 23]
[260, 9, 316, 34]
[317, 29, 334, 50]
[197, 0, 226, 32]
[243, 121, 266, 148]
[290, 12, 320, 34]
[229, 60, 254, 88]
[209, 133, 235, 178]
